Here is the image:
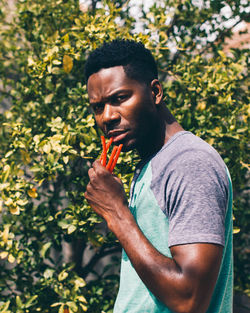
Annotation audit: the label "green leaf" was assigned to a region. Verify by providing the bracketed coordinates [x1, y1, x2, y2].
[67, 225, 77, 234]
[24, 295, 38, 308]
[58, 270, 68, 281]
[40, 242, 52, 258]
[44, 269, 55, 279]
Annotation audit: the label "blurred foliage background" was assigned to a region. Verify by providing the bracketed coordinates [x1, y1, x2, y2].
[0, 0, 249, 312]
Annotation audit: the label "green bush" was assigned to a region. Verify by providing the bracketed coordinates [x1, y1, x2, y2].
[0, 0, 249, 311]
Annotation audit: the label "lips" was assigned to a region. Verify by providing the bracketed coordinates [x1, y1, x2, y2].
[107, 130, 128, 143]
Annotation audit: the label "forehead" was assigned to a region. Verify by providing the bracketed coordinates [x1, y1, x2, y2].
[87, 66, 141, 101]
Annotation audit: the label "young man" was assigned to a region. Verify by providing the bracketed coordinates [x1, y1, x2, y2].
[84, 39, 233, 313]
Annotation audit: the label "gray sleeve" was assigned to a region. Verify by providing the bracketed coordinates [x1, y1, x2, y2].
[151, 148, 229, 248]
[167, 150, 228, 247]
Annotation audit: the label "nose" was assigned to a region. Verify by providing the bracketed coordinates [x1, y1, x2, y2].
[102, 103, 120, 126]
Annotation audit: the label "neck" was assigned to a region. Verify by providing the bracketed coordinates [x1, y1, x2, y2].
[138, 104, 184, 161]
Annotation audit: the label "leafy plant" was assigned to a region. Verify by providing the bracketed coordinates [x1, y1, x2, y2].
[0, 0, 249, 311]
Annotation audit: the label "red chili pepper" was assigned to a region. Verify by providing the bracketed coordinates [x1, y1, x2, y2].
[106, 137, 113, 150]
[100, 137, 113, 165]
[106, 146, 118, 171]
[100, 135, 107, 166]
[100, 136, 122, 172]
[109, 144, 123, 173]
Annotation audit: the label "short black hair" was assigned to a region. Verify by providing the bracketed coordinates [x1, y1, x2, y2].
[84, 39, 158, 84]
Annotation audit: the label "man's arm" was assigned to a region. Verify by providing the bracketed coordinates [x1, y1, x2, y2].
[85, 160, 223, 313]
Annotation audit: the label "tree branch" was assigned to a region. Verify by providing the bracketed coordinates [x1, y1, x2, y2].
[81, 243, 121, 278]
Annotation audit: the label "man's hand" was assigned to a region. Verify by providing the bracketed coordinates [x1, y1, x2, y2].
[84, 160, 130, 230]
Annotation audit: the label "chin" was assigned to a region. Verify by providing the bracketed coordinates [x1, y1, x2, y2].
[119, 138, 136, 152]
[120, 145, 131, 152]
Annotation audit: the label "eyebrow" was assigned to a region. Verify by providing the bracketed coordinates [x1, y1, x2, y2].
[89, 89, 131, 106]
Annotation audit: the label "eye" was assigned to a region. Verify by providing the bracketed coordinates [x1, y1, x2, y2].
[91, 103, 104, 114]
[113, 94, 129, 103]
[118, 95, 127, 101]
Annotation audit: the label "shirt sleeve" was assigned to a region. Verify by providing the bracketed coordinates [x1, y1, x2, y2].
[165, 149, 229, 247]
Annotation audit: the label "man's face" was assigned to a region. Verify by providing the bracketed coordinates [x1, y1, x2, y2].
[87, 66, 158, 152]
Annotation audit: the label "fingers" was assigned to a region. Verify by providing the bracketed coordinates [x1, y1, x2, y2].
[85, 159, 121, 200]
[85, 183, 98, 205]
[87, 160, 112, 193]
[88, 160, 103, 178]
[88, 167, 95, 178]
[113, 175, 122, 185]
[89, 160, 114, 179]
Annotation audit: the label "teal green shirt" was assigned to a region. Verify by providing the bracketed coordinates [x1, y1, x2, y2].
[114, 132, 233, 312]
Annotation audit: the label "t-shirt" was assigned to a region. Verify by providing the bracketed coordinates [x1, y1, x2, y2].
[113, 131, 233, 313]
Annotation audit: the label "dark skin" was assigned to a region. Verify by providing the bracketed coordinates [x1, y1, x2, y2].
[85, 66, 223, 313]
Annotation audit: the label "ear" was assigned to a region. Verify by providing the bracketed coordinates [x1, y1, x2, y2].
[150, 79, 163, 106]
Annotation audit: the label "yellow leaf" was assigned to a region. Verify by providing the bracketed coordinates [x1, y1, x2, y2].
[8, 254, 15, 263]
[51, 134, 64, 141]
[2, 225, 9, 243]
[16, 199, 28, 206]
[52, 59, 61, 65]
[0, 251, 8, 259]
[233, 228, 240, 234]
[45, 93, 54, 104]
[3, 164, 10, 182]
[77, 295, 87, 303]
[240, 161, 250, 170]
[5, 198, 13, 206]
[20, 150, 31, 164]
[197, 101, 206, 111]
[10, 205, 20, 215]
[17, 250, 24, 263]
[42, 142, 51, 154]
[67, 224, 76, 234]
[218, 50, 226, 59]
[58, 270, 68, 281]
[52, 143, 62, 153]
[207, 138, 214, 145]
[55, 211, 62, 218]
[38, 179, 45, 186]
[5, 150, 13, 158]
[63, 156, 69, 164]
[79, 303, 88, 312]
[74, 278, 86, 289]
[17, 169, 24, 177]
[168, 91, 176, 98]
[47, 64, 52, 73]
[28, 188, 38, 198]
[0, 183, 10, 192]
[63, 55, 73, 73]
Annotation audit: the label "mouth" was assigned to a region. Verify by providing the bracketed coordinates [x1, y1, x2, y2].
[107, 130, 128, 143]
